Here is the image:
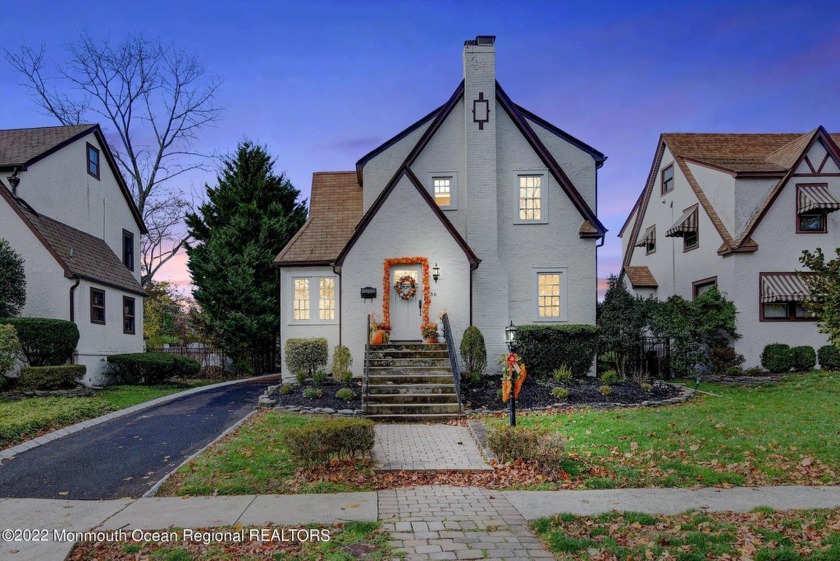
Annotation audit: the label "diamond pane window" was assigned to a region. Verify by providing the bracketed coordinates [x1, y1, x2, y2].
[538, 273, 561, 318]
[319, 278, 335, 320]
[293, 278, 310, 320]
[519, 175, 542, 220]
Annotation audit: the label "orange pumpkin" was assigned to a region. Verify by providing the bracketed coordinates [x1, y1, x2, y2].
[370, 330, 385, 345]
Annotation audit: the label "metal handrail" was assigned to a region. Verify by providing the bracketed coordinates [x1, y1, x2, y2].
[363, 313, 371, 413]
[441, 313, 462, 413]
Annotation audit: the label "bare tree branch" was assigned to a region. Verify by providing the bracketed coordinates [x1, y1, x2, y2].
[4, 32, 223, 286]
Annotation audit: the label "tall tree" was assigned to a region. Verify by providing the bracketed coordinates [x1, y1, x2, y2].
[5, 33, 222, 285]
[0, 239, 26, 318]
[185, 142, 307, 373]
[144, 280, 202, 347]
[597, 275, 652, 378]
[800, 247, 840, 348]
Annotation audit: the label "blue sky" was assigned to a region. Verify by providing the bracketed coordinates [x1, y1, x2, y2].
[2, 0, 839, 292]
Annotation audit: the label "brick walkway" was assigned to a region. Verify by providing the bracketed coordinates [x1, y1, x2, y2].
[379, 486, 553, 560]
[372, 424, 492, 471]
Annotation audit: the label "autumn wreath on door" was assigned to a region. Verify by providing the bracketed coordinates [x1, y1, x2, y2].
[394, 275, 417, 301]
[382, 257, 431, 328]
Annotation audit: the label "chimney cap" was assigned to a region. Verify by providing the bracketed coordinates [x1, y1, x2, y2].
[464, 35, 496, 47]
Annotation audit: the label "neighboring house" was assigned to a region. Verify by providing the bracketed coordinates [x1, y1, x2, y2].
[275, 36, 606, 377]
[0, 125, 147, 384]
[619, 128, 840, 367]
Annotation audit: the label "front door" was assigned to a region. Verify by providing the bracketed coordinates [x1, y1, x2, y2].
[390, 265, 422, 341]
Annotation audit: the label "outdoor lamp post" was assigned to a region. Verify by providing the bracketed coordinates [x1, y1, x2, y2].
[505, 321, 517, 426]
[432, 263, 440, 283]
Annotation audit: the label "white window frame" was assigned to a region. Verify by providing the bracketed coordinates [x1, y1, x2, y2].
[428, 172, 457, 210]
[514, 170, 548, 224]
[289, 275, 339, 325]
[533, 268, 568, 322]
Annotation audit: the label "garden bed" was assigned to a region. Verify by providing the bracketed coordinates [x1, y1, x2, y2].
[261, 379, 362, 413]
[462, 375, 681, 411]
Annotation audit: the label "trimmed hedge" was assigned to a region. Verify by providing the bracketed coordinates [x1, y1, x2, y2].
[285, 338, 328, 375]
[818, 345, 840, 371]
[761, 344, 794, 373]
[0, 324, 20, 376]
[791, 346, 817, 372]
[515, 324, 598, 378]
[0, 317, 79, 366]
[460, 326, 487, 384]
[107, 353, 200, 385]
[17, 365, 86, 391]
[283, 418, 375, 467]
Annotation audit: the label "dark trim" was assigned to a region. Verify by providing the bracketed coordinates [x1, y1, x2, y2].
[334, 165, 480, 268]
[680, 156, 787, 178]
[1, 125, 98, 169]
[86, 142, 101, 180]
[795, 184, 829, 234]
[496, 82, 607, 237]
[683, 231, 699, 252]
[618, 191, 643, 238]
[817, 152, 830, 173]
[404, 81, 465, 166]
[69, 277, 80, 324]
[514, 104, 606, 166]
[276, 259, 334, 267]
[793, 173, 840, 177]
[645, 225, 656, 255]
[122, 229, 135, 271]
[91, 127, 147, 234]
[660, 163, 674, 195]
[90, 287, 106, 325]
[355, 104, 443, 186]
[692, 276, 717, 300]
[122, 295, 136, 334]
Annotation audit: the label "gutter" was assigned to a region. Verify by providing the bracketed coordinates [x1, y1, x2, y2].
[69, 277, 80, 364]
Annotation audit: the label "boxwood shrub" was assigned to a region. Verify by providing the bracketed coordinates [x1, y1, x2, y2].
[0, 324, 21, 376]
[790, 346, 816, 372]
[0, 317, 79, 366]
[818, 345, 840, 371]
[515, 324, 598, 378]
[17, 365, 86, 391]
[283, 418, 375, 467]
[760, 343, 794, 373]
[107, 353, 200, 385]
[285, 338, 328, 375]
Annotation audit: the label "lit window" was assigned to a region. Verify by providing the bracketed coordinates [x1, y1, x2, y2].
[661, 164, 674, 194]
[537, 273, 561, 318]
[433, 177, 452, 207]
[123, 297, 136, 334]
[293, 279, 310, 320]
[519, 175, 542, 220]
[90, 288, 106, 324]
[319, 278, 335, 320]
[87, 143, 100, 180]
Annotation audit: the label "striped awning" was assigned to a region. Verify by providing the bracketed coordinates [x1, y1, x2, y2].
[666, 206, 698, 237]
[798, 185, 840, 214]
[760, 273, 811, 303]
[634, 228, 654, 247]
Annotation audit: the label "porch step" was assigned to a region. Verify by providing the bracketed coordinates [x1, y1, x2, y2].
[367, 383, 456, 395]
[366, 393, 459, 404]
[365, 402, 461, 415]
[367, 373, 455, 385]
[368, 358, 452, 368]
[365, 413, 463, 422]
[367, 349, 450, 359]
[372, 343, 447, 352]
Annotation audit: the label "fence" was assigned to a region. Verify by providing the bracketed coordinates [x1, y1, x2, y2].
[625, 337, 671, 379]
[147, 345, 278, 375]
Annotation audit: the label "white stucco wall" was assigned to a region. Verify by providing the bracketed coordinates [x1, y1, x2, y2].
[734, 177, 778, 236]
[340, 174, 472, 378]
[279, 266, 341, 379]
[686, 162, 735, 236]
[529, 118, 598, 211]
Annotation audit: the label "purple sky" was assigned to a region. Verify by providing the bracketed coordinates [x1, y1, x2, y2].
[2, 0, 839, 295]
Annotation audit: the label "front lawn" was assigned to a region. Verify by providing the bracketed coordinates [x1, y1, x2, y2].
[533, 508, 840, 560]
[158, 410, 376, 496]
[489, 371, 840, 489]
[0, 383, 214, 449]
[68, 521, 393, 561]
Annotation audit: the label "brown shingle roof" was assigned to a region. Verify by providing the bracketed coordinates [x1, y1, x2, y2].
[624, 266, 657, 288]
[0, 125, 97, 167]
[0, 184, 145, 296]
[274, 172, 363, 265]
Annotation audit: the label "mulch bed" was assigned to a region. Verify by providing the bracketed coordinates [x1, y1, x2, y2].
[273, 379, 362, 411]
[461, 375, 680, 411]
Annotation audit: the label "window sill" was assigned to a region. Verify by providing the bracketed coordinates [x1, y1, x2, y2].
[532, 317, 568, 323]
[514, 220, 548, 225]
[288, 321, 339, 327]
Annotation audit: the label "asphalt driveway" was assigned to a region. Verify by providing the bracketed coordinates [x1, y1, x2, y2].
[0, 377, 277, 500]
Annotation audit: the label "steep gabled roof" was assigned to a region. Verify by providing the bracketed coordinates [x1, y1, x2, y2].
[274, 172, 363, 266]
[624, 266, 657, 288]
[515, 104, 607, 167]
[0, 124, 147, 234]
[0, 181, 146, 296]
[334, 165, 479, 268]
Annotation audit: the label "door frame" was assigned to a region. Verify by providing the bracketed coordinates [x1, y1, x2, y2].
[389, 264, 422, 341]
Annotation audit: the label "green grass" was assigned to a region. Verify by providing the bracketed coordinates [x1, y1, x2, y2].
[533, 509, 840, 561]
[490, 371, 840, 488]
[159, 411, 375, 496]
[0, 383, 212, 449]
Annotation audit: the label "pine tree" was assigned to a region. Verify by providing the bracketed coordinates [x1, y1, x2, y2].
[185, 142, 307, 372]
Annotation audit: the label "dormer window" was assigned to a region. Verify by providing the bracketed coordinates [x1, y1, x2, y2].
[661, 164, 674, 195]
[86, 143, 100, 180]
[122, 229, 135, 271]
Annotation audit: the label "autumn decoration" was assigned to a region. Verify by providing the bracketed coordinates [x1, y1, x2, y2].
[382, 257, 431, 327]
[501, 352, 527, 402]
[394, 274, 417, 301]
[421, 322, 439, 343]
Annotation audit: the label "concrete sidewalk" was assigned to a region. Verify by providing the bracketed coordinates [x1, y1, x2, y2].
[2, 485, 839, 561]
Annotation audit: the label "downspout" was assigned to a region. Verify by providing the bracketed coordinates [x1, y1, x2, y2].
[68, 277, 80, 364]
[333, 265, 342, 345]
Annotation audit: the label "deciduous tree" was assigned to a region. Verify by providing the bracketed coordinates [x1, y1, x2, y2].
[800, 247, 840, 348]
[0, 239, 26, 317]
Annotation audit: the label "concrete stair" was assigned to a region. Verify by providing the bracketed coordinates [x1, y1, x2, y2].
[364, 343, 462, 421]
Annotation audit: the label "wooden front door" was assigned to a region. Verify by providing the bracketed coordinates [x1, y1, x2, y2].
[390, 265, 422, 341]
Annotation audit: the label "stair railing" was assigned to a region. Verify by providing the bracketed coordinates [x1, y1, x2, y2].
[441, 313, 463, 413]
[363, 313, 371, 413]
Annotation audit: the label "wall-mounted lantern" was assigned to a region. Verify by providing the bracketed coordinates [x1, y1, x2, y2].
[432, 263, 440, 283]
[361, 287, 377, 302]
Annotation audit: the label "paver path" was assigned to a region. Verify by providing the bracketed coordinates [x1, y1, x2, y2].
[372, 424, 492, 471]
[379, 485, 553, 560]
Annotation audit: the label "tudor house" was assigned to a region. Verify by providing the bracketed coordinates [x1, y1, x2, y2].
[275, 36, 607, 379]
[619, 128, 840, 367]
[0, 125, 146, 384]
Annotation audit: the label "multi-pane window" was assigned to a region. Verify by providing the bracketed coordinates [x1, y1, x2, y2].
[123, 297, 136, 334]
[433, 177, 452, 208]
[661, 164, 674, 194]
[90, 288, 106, 324]
[519, 175, 542, 220]
[684, 230, 699, 251]
[645, 226, 656, 255]
[319, 278, 335, 320]
[293, 279, 310, 320]
[122, 230, 134, 271]
[537, 273, 561, 318]
[87, 143, 100, 180]
[762, 302, 816, 321]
